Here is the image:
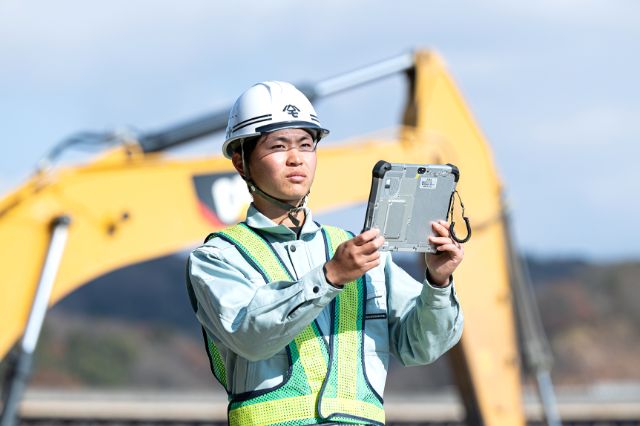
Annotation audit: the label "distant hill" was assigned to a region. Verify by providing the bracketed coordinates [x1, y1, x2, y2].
[22, 252, 640, 390]
[52, 252, 202, 336]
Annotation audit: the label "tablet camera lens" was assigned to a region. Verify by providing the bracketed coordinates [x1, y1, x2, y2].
[418, 167, 426, 174]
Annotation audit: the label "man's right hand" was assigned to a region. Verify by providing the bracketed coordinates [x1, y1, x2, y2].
[324, 228, 385, 287]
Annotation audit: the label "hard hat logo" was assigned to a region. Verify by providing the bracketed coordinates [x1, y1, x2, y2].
[283, 104, 300, 118]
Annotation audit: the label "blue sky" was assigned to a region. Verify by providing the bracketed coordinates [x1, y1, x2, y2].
[1, 1, 639, 260]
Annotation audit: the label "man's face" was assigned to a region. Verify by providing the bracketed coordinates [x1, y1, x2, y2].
[244, 128, 317, 203]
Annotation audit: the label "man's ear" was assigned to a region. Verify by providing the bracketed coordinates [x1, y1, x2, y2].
[231, 152, 246, 179]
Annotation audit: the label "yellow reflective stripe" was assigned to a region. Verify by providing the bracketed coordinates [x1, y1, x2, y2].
[322, 225, 350, 244]
[322, 226, 360, 400]
[221, 224, 290, 282]
[294, 326, 327, 394]
[207, 336, 227, 389]
[225, 224, 328, 393]
[320, 398, 386, 424]
[337, 283, 359, 399]
[230, 396, 385, 426]
[229, 395, 316, 426]
[230, 395, 386, 426]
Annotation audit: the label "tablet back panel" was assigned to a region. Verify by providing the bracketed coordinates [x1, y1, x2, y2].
[363, 161, 459, 253]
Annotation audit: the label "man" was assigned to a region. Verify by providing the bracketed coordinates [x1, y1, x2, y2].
[187, 81, 464, 425]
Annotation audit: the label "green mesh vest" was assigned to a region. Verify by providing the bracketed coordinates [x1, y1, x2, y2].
[195, 223, 385, 425]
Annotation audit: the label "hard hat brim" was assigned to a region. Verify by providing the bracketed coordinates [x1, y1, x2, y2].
[255, 121, 329, 139]
[222, 121, 329, 159]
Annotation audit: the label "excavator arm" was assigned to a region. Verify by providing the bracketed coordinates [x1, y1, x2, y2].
[1, 50, 531, 425]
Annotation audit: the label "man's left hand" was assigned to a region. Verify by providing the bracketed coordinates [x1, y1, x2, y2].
[426, 220, 464, 287]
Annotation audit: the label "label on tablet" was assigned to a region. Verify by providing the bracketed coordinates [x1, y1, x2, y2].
[420, 177, 437, 189]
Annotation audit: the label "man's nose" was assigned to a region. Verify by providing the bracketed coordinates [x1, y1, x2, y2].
[286, 147, 303, 164]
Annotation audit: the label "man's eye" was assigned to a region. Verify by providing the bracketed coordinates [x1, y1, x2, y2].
[270, 144, 286, 151]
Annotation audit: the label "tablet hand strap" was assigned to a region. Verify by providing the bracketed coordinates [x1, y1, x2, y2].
[449, 190, 472, 244]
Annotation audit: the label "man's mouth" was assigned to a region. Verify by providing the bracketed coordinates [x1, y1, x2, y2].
[286, 173, 306, 183]
[286, 171, 306, 179]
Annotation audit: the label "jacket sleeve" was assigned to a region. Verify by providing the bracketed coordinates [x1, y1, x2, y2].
[385, 254, 464, 366]
[188, 245, 341, 362]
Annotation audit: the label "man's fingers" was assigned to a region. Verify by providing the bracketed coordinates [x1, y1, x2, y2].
[354, 228, 380, 245]
[331, 230, 386, 284]
[431, 220, 451, 237]
[438, 220, 451, 230]
[436, 242, 463, 254]
[360, 235, 385, 254]
[363, 256, 381, 269]
[429, 236, 453, 246]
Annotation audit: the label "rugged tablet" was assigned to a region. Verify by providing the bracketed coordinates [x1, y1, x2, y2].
[362, 161, 459, 253]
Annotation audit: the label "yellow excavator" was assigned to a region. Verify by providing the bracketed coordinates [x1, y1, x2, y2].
[0, 50, 560, 425]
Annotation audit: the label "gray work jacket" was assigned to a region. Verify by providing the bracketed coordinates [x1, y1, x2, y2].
[188, 204, 463, 397]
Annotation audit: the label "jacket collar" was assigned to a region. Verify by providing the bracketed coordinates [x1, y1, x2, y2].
[244, 203, 321, 238]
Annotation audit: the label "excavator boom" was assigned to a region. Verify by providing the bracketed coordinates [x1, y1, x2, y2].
[1, 50, 528, 425]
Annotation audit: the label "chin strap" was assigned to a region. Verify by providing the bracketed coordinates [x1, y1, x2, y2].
[247, 180, 308, 227]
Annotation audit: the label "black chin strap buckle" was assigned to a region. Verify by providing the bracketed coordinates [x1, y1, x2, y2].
[448, 190, 472, 244]
[288, 206, 305, 227]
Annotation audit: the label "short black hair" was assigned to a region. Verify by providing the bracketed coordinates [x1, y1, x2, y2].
[233, 136, 259, 160]
[233, 136, 260, 179]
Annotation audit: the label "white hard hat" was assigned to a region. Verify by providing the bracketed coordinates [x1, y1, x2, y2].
[222, 81, 330, 159]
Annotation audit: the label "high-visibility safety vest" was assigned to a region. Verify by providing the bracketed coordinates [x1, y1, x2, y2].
[197, 223, 385, 426]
